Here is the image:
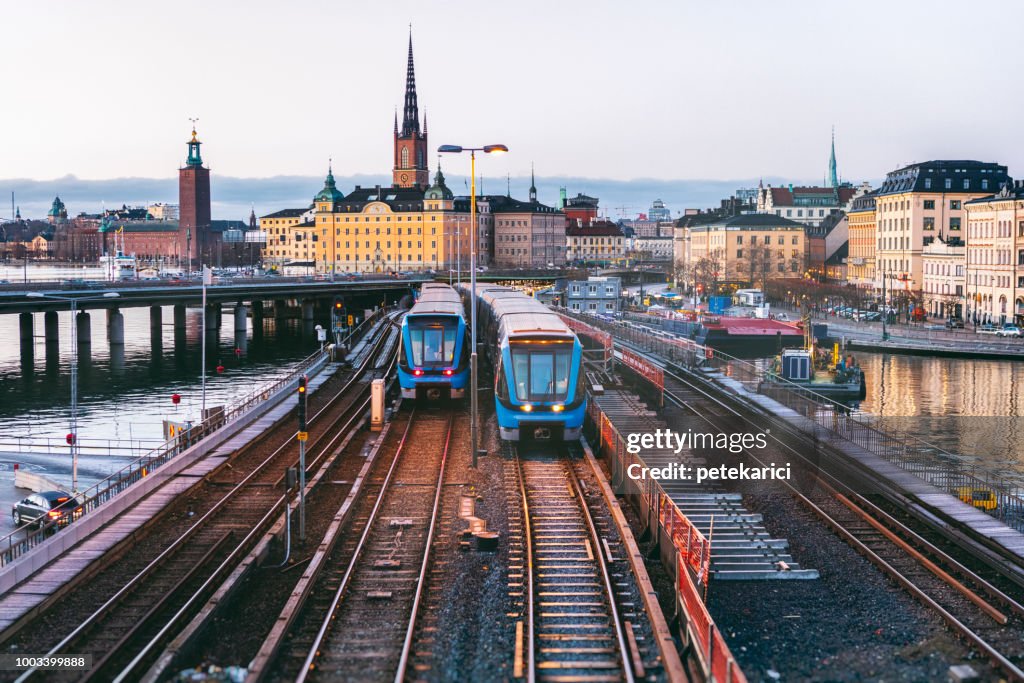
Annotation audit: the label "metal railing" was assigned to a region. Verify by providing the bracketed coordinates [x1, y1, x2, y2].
[0, 436, 165, 458]
[560, 309, 1024, 533]
[0, 310, 388, 568]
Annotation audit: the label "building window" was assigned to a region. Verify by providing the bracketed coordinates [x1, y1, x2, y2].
[950, 217, 961, 232]
[950, 200, 961, 210]
[736, 249, 743, 258]
[923, 199, 935, 210]
[982, 179, 989, 190]
[923, 217, 935, 231]
[925, 178, 932, 190]
[736, 235, 743, 244]
[944, 178, 951, 190]
[963, 179, 970, 190]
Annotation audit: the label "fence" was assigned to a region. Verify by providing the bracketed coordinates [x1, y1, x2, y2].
[586, 384, 743, 682]
[563, 308, 1024, 533]
[0, 310, 388, 567]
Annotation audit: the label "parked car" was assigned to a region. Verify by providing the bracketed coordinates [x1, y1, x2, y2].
[862, 312, 882, 322]
[997, 325, 1023, 338]
[774, 312, 790, 321]
[945, 318, 965, 329]
[12, 491, 82, 529]
[977, 324, 999, 335]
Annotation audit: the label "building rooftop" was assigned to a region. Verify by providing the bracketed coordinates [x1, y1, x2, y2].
[877, 160, 1010, 196]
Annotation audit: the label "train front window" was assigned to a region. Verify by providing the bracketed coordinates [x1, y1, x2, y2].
[409, 317, 457, 366]
[511, 346, 572, 402]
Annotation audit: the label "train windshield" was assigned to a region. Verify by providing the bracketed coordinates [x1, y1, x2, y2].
[409, 316, 458, 366]
[510, 344, 573, 402]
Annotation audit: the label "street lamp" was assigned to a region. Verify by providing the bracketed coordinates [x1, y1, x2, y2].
[26, 291, 120, 493]
[438, 143, 508, 468]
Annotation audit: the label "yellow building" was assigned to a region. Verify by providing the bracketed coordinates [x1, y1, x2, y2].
[258, 208, 313, 268]
[308, 166, 467, 274]
[686, 214, 807, 291]
[964, 181, 1024, 325]
[846, 191, 876, 289]
[873, 160, 1009, 300]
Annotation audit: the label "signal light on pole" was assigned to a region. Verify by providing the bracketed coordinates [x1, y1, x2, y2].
[297, 375, 308, 431]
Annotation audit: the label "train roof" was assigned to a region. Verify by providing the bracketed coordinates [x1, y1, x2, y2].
[473, 285, 574, 339]
[409, 283, 464, 317]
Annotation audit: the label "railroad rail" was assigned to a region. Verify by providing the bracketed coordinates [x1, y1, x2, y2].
[7, 314, 403, 682]
[258, 410, 456, 682]
[513, 444, 651, 683]
[662, 367, 1024, 682]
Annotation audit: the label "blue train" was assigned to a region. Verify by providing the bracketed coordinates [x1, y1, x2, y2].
[398, 283, 470, 401]
[462, 284, 586, 442]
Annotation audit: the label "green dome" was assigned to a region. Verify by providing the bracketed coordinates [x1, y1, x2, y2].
[314, 166, 345, 203]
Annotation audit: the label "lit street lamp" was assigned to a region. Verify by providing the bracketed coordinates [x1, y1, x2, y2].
[438, 143, 508, 468]
[26, 290, 120, 493]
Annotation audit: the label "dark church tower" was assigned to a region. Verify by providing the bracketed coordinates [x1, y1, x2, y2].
[393, 34, 429, 190]
[179, 124, 212, 267]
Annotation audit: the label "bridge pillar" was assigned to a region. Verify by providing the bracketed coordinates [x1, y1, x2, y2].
[234, 303, 248, 332]
[76, 311, 92, 346]
[173, 304, 187, 330]
[150, 305, 162, 338]
[252, 300, 264, 321]
[44, 310, 59, 351]
[274, 299, 287, 321]
[205, 304, 219, 330]
[19, 312, 34, 355]
[108, 308, 125, 346]
[301, 300, 315, 322]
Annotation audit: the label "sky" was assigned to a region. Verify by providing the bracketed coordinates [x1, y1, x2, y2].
[3, 1, 1023, 216]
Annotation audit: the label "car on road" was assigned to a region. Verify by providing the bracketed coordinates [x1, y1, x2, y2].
[976, 324, 1000, 335]
[997, 325, 1023, 338]
[945, 318, 965, 329]
[12, 490, 82, 529]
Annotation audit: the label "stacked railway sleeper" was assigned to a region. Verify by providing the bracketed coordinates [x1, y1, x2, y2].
[1, 314, 401, 683]
[261, 410, 459, 682]
[509, 442, 668, 682]
[597, 388, 816, 580]
[661, 365, 1024, 681]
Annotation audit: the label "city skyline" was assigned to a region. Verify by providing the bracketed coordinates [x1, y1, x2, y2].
[5, 1, 1023, 185]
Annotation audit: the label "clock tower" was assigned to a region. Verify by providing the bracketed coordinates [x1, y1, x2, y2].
[393, 33, 429, 190]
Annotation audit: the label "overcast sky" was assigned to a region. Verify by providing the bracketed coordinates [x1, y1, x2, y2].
[5, 1, 1023, 186]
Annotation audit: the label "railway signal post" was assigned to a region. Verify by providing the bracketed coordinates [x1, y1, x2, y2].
[297, 375, 308, 542]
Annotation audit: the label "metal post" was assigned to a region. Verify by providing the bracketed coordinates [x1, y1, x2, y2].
[470, 150, 479, 468]
[70, 299, 78, 493]
[299, 439, 306, 542]
[201, 270, 207, 415]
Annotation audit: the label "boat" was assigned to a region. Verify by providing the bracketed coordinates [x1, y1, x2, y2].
[99, 228, 138, 281]
[655, 313, 804, 356]
[763, 343, 866, 401]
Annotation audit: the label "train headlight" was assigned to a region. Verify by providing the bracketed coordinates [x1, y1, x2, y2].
[520, 404, 533, 412]
[551, 404, 564, 412]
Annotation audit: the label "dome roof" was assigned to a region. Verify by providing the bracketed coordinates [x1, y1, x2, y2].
[314, 166, 345, 203]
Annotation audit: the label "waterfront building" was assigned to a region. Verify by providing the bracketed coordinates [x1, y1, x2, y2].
[964, 180, 1024, 325]
[846, 191, 877, 289]
[565, 221, 625, 265]
[46, 196, 68, 225]
[922, 237, 965, 320]
[260, 207, 316, 268]
[147, 203, 179, 221]
[179, 125, 216, 266]
[565, 276, 623, 315]
[633, 234, 674, 261]
[490, 194, 565, 268]
[686, 214, 808, 291]
[873, 160, 1010, 304]
[563, 193, 600, 226]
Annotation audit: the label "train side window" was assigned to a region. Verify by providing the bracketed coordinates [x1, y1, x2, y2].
[495, 357, 509, 400]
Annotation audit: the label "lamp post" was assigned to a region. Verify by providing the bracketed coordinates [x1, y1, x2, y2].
[26, 291, 120, 493]
[439, 143, 509, 468]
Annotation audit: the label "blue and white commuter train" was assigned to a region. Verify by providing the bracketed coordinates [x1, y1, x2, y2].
[398, 283, 470, 401]
[462, 284, 586, 441]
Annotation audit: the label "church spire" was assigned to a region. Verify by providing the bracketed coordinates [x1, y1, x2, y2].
[529, 163, 537, 203]
[401, 30, 420, 137]
[828, 126, 838, 190]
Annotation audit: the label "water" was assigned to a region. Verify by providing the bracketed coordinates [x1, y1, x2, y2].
[0, 303, 322, 464]
[852, 350, 1024, 472]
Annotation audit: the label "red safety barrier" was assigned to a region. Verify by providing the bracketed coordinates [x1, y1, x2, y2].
[619, 347, 665, 392]
[558, 314, 613, 361]
[678, 553, 746, 683]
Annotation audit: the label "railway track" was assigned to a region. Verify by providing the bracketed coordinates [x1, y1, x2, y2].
[513, 444, 661, 683]
[260, 410, 456, 683]
[662, 367, 1024, 681]
[6, 314, 403, 683]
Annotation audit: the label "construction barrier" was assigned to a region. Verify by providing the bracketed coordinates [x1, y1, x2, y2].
[618, 347, 665, 401]
[558, 314, 613, 362]
[588, 391, 745, 683]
